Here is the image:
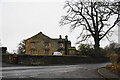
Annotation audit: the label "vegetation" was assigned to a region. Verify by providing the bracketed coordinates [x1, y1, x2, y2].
[17, 40, 25, 54]
[78, 44, 107, 57]
[77, 42, 120, 58]
[105, 42, 120, 55]
[60, 0, 120, 50]
[105, 64, 120, 75]
[103, 43, 120, 75]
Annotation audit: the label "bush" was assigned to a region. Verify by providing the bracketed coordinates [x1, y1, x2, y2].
[108, 53, 120, 74]
[105, 64, 113, 69]
[105, 43, 120, 55]
[111, 64, 120, 74]
[78, 44, 107, 57]
[78, 44, 94, 57]
[105, 64, 120, 75]
[109, 54, 120, 65]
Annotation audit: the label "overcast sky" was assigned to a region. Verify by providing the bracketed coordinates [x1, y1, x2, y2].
[0, 0, 118, 53]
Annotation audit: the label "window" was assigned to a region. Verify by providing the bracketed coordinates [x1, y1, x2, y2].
[45, 42, 50, 48]
[30, 49, 35, 54]
[44, 42, 50, 54]
[30, 42, 36, 54]
[30, 42, 35, 48]
[59, 43, 64, 48]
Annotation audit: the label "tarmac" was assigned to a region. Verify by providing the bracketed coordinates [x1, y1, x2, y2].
[98, 67, 120, 80]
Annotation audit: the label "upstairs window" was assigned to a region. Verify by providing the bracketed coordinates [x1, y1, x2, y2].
[59, 43, 64, 48]
[45, 42, 49, 48]
[30, 42, 35, 48]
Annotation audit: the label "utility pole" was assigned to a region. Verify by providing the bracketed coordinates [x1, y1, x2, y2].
[117, 1, 120, 44]
[114, 0, 120, 43]
[118, 21, 120, 44]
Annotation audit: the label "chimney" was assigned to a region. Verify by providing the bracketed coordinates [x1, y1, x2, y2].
[59, 35, 62, 39]
[40, 32, 42, 34]
[65, 35, 68, 40]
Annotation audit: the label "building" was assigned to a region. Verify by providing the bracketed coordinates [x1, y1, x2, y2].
[0, 47, 7, 54]
[25, 32, 77, 55]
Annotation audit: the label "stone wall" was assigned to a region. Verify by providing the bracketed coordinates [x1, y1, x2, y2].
[25, 32, 56, 55]
[2, 54, 109, 65]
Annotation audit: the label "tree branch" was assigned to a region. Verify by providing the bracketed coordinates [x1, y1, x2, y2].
[100, 16, 120, 40]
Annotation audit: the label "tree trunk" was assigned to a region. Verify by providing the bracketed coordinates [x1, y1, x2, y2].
[94, 38, 100, 49]
[94, 35, 100, 57]
[94, 23, 100, 49]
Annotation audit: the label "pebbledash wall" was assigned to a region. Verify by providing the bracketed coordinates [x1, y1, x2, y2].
[2, 54, 109, 65]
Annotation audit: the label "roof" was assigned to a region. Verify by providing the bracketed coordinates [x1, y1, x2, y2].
[26, 32, 51, 41]
[25, 32, 71, 43]
[52, 38, 66, 41]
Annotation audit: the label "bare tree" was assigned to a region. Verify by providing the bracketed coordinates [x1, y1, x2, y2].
[60, 0, 120, 49]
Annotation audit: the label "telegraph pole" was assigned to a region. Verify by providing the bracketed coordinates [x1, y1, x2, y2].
[117, 1, 120, 44]
[118, 20, 120, 44]
[114, 0, 120, 43]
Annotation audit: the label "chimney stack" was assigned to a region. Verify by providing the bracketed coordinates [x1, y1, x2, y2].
[59, 35, 62, 39]
[65, 35, 68, 40]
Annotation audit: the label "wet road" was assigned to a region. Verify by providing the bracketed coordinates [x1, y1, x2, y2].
[1, 62, 111, 78]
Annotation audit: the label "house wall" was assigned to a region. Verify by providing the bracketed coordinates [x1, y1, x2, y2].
[25, 32, 75, 55]
[68, 49, 77, 55]
[25, 33, 57, 55]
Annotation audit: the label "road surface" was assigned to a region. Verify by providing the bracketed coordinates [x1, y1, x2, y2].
[1, 62, 111, 78]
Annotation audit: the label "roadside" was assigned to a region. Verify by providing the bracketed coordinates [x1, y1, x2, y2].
[2, 62, 110, 78]
[98, 67, 120, 80]
[2, 62, 25, 67]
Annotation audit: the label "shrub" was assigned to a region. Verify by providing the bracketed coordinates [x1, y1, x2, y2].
[105, 64, 120, 75]
[109, 54, 120, 65]
[78, 44, 107, 57]
[110, 64, 120, 74]
[105, 64, 113, 69]
[108, 53, 120, 75]
[105, 43, 120, 55]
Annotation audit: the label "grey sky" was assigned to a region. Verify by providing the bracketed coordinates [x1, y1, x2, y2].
[1, 0, 118, 53]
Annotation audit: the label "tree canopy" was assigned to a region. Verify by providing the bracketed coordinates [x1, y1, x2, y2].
[60, 0, 120, 49]
[17, 40, 25, 54]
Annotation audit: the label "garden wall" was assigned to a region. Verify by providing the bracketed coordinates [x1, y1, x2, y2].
[2, 54, 109, 65]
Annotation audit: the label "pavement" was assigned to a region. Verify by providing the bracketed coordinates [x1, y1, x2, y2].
[98, 67, 120, 80]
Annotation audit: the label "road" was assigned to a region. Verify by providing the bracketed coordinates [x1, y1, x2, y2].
[1, 62, 111, 78]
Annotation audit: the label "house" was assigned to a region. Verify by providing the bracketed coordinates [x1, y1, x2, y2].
[0, 47, 7, 54]
[25, 32, 77, 55]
